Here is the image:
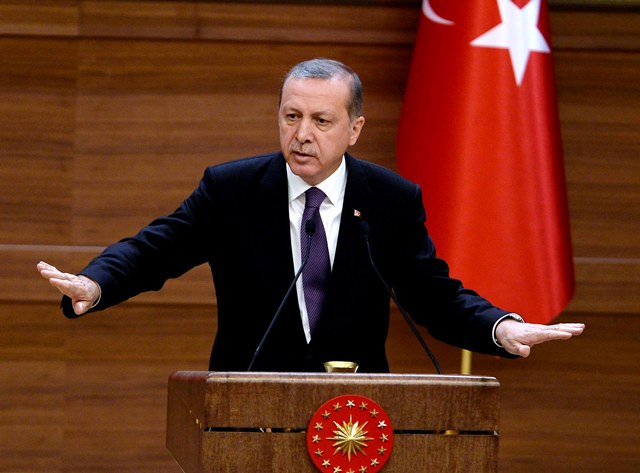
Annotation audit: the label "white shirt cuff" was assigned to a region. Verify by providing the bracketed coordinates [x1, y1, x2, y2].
[83, 278, 102, 309]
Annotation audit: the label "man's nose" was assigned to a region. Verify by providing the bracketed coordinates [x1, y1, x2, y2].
[295, 118, 314, 143]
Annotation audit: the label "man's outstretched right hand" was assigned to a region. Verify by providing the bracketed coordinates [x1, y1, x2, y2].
[37, 261, 101, 315]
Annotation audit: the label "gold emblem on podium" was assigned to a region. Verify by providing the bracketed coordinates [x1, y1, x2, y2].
[307, 394, 394, 473]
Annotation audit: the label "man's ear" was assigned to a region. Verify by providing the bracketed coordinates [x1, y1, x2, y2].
[349, 116, 366, 146]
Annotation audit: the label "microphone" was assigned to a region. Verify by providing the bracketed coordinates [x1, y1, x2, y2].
[248, 219, 316, 371]
[358, 220, 443, 374]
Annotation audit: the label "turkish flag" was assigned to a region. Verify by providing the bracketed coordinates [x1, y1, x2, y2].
[397, 0, 574, 324]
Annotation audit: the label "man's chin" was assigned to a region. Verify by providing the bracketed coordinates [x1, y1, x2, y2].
[288, 161, 321, 185]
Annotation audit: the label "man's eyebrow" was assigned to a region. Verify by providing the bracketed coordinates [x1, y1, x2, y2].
[312, 109, 337, 117]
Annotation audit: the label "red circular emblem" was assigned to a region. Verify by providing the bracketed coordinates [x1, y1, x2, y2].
[306, 394, 394, 473]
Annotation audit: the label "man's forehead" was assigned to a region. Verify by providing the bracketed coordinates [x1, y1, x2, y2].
[280, 77, 350, 110]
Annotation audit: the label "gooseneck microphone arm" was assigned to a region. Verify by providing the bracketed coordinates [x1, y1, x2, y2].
[247, 219, 316, 371]
[358, 220, 443, 374]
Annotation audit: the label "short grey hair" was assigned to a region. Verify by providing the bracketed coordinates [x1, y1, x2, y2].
[279, 58, 364, 121]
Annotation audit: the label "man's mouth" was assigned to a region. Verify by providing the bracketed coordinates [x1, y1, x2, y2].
[291, 149, 316, 158]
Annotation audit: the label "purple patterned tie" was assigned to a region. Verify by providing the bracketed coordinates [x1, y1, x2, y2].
[301, 187, 330, 336]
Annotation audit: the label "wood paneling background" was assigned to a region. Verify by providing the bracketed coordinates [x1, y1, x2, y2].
[0, 1, 638, 472]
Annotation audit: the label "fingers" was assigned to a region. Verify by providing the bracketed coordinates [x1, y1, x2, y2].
[497, 320, 585, 357]
[38, 261, 78, 295]
[37, 261, 76, 284]
[36, 261, 99, 315]
[37, 261, 61, 279]
[551, 323, 585, 336]
[529, 323, 585, 345]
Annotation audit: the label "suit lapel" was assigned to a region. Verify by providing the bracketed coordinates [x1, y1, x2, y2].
[254, 154, 308, 349]
[333, 154, 373, 273]
[320, 154, 374, 323]
[257, 153, 296, 283]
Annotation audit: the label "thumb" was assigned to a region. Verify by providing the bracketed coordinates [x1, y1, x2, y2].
[513, 342, 531, 358]
[503, 339, 531, 358]
[73, 300, 91, 315]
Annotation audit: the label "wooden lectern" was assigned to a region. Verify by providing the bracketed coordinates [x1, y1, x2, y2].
[167, 371, 499, 472]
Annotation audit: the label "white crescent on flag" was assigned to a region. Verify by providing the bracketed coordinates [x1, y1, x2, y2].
[422, 0, 454, 26]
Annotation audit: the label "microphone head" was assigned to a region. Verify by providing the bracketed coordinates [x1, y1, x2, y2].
[357, 219, 370, 237]
[305, 219, 316, 236]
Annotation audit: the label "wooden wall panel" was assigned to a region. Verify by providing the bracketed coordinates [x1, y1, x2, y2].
[0, 38, 76, 246]
[0, 0, 78, 36]
[556, 50, 640, 257]
[550, 9, 640, 50]
[569, 259, 640, 313]
[554, 47, 640, 312]
[0, 2, 639, 473]
[0, 304, 67, 472]
[0, 302, 213, 473]
[79, 0, 418, 44]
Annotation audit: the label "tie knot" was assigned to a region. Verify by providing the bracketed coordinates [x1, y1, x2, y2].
[305, 187, 326, 209]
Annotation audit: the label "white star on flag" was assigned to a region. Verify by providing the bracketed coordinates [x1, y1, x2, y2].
[470, 0, 550, 86]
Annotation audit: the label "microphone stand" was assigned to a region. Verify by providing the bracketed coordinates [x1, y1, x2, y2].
[248, 220, 315, 371]
[359, 220, 442, 374]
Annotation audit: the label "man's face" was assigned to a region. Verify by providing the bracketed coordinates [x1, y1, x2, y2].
[279, 77, 365, 186]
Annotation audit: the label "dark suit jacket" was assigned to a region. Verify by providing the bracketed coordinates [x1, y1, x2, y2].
[62, 152, 513, 372]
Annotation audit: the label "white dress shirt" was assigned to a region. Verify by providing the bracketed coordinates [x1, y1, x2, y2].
[286, 158, 347, 343]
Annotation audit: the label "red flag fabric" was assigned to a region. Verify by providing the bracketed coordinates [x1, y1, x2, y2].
[397, 0, 574, 324]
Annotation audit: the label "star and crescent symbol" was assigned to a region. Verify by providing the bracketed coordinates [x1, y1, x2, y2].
[423, 0, 551, 86]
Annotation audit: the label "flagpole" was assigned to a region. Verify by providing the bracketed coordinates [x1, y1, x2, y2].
[460, 349, 472, 375]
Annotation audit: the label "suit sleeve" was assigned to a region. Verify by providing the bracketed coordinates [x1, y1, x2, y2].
[392, 184, 517, 358]
[61, 168, 218, 318]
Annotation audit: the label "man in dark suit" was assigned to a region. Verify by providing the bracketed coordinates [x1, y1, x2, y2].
[37, 58, 583, 372]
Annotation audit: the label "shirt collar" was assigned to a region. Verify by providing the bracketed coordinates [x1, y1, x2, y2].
[286, 156, 347, 206]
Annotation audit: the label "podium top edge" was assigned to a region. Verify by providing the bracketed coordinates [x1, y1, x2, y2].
[169, 371, 499, 386]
